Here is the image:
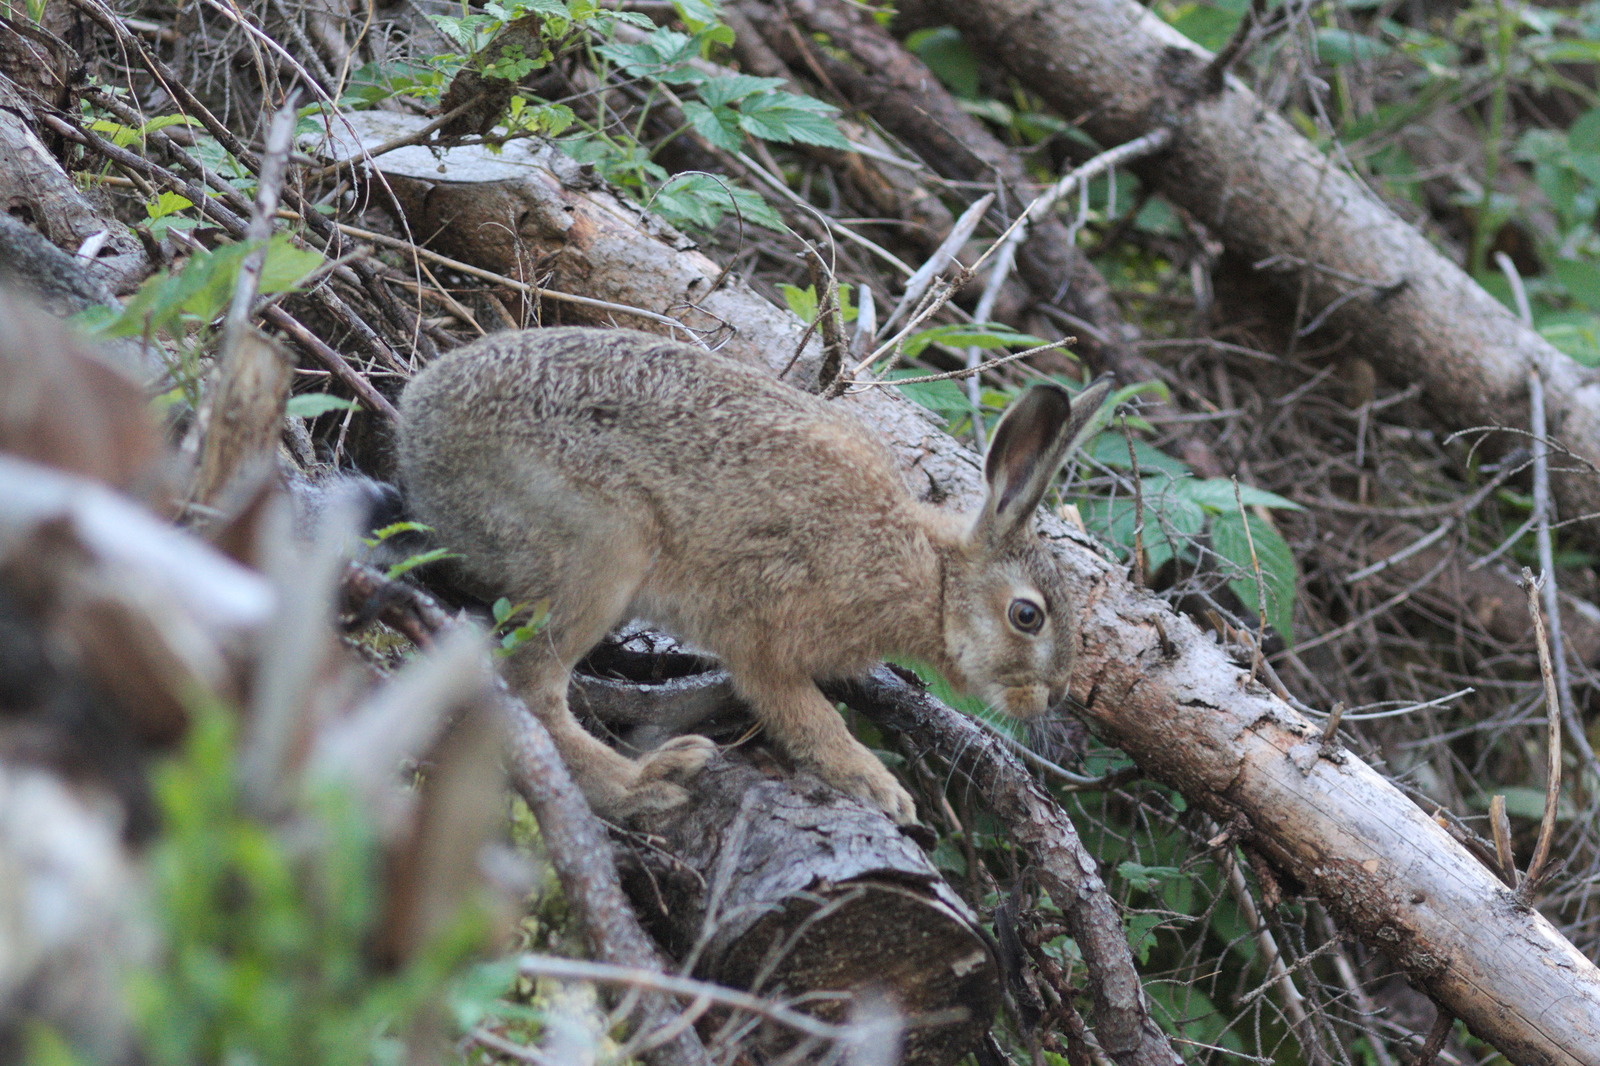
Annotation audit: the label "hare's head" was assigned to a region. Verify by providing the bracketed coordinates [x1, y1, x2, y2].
[940, 379, 1111, 720]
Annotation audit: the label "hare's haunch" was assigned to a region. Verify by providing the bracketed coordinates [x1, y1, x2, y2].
[398, 328, 1109, 824]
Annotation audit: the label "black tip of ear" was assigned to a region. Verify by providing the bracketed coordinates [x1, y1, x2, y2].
[1025, 382, 1074, 422]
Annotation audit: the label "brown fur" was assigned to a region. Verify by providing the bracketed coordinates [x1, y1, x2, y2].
[398, 328, 1108, 823]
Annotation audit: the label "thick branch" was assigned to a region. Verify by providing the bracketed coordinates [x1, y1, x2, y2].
[929, 0, 1600, 547]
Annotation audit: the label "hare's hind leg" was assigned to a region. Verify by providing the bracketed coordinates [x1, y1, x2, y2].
[502, 559, 713, 819]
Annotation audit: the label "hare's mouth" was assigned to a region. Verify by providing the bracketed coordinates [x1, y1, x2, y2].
[997, 684, 1051, 719]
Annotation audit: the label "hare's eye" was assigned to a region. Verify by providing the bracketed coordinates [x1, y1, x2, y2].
[1008, 598, 1045, 634]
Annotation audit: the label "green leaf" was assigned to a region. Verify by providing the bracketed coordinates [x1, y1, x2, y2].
[596, 30, 701, 83]
[1480, 787, 1574, 822]
[1549, 259, 1600, 313]
[285, 393, 359, 419]
[1569, 108, 1600, 155]
[147, 191, 195, 219]
[1172, 477, 1304, 513]
[734, 92, 850, 149]
[672, 0, 722, 31]
[259, 234, 326, 294]
[1117, 862, 1184, 892]
[1078, 486, 1207, 577]
[681, 100, 745, 151]
[651, 173, 782, 230]
[1211, 511, 1297, 642]
[1085, 433, 1188, 476]
[1166, 0, 1249, 51]
[1123, 912, 1164, 966]
[900, 321, 1049, 359]
[1538, 312, 1600, 367]
[886, 369, 969, 423]
[369, 520, 430, 542]
[696, 74, 787, 109]
[385, 547, 458, 579]
[1145, 978, 1245, 1052]
[779, 283, 819, 322]
[1314, 27, 1392, 65]
[905, 26, 979, 98]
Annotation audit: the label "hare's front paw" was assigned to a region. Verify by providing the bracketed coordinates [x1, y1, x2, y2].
[814, 745, 918, 826]
[619, 734, 717, 815]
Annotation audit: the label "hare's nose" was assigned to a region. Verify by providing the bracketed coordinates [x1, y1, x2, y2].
[1047, 684, 1069, 708]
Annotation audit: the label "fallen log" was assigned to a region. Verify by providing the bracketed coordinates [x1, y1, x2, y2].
[307, 112, 1600, 1063]
[926, 0, 1600, 558]
[622, 745, 999, 1066]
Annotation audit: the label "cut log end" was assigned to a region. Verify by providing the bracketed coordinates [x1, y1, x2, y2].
[619, 754, 1000, 1066]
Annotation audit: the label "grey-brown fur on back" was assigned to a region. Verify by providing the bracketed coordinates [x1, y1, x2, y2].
[399, 328, 949, 679]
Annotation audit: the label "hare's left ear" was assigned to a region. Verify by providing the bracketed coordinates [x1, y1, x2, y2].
[975, 376, 1113, 544]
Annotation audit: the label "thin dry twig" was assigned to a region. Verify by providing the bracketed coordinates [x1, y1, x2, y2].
[221, 96, 298, 360]
[1520, 567, 1563, 896]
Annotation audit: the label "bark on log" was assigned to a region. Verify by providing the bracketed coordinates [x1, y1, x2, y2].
[567, 649, 1003, 1065]
[927, 0, 1600, 550]
[310, 114, 1600, 1063]
[622, 746, 999, 1066]
[578, 651, 1177, 1066]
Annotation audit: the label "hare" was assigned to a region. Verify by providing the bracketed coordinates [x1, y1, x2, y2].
[397, 327, 1110, 824]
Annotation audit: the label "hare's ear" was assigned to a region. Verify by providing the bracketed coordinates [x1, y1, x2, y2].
[975, 377, 1113, 544]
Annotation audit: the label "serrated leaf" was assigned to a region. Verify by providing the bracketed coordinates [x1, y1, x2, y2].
[427, 13, 480, 50]
[901, 321, 1048, 359]
[596, 29, 700, 82]
[736, 106, 850, 149]
[146, 191, 193, 220]
[734, 92, 850, 149]
[681, 100, 744, 151]
[1211, 511, 1297, 643]
[286, 393, 359, 419]
[779, 283, 819, 322]
[696, 74, 787, 108]
[672, 0, 722, 29]
[651, 172, 783, 231]
[1173, 477, 1303, 513]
